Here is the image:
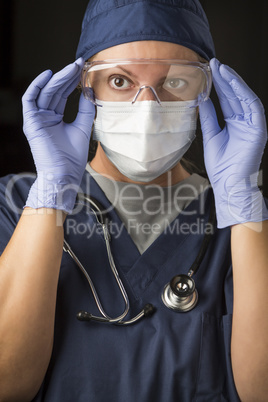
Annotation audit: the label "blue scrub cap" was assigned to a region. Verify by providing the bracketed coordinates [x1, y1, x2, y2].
[76, 0, 216, 61]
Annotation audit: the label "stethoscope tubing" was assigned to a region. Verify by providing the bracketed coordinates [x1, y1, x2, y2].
[64, 192, 215, 324]
[64, 194, 154, 325]
[64, 230, 130, 324]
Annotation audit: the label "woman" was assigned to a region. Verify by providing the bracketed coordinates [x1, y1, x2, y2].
[0, 0, 267, 401]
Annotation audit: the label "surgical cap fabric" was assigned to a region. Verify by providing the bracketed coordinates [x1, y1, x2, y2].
[76, 0, 216, 61]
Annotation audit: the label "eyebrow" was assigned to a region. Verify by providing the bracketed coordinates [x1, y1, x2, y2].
[109, 65, 140, 79]
[103, 66, 171, 86]
[102, 65, 139, 79]
[98, 64, 201, 84]
[113, 65, 199, 78]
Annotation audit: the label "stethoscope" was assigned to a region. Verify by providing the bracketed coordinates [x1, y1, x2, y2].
[63, 193, 216, 325]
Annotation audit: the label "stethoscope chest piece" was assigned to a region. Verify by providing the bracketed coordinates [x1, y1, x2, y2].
[161, 274, 198, 313]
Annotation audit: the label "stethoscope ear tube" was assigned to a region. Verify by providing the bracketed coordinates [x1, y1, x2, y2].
[77, 303, 155, 325]
[76, 193, 108, 225]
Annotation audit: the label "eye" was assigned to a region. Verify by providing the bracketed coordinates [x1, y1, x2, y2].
[109, 75, 133, 90]
[163, 78, 187, 90]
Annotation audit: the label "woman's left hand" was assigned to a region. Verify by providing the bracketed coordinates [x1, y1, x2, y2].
[199, 58, 268, 228]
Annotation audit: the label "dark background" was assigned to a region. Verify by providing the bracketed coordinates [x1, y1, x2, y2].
[1, 0, 268, 195]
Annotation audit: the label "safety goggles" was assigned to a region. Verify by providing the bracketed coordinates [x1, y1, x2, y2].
[81, 59, 212, 106]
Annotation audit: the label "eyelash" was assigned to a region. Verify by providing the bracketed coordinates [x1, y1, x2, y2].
[107, 74, 189, 92]
[164, 78, 187, 89]
[108, 75, 134, 90]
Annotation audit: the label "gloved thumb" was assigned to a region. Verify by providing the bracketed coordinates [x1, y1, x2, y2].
[199, 98, 221, 146]
[73, 93, 96, 138]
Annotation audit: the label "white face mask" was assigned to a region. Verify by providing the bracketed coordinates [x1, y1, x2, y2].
[93, 100, 197, 182]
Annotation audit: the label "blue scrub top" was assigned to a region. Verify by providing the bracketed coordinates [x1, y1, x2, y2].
[0, 171, 240, 401]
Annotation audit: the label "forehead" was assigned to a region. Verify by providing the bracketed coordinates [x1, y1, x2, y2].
[91, 41, 201, 62]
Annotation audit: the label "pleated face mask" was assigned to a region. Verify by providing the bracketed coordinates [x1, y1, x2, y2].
[93, 99, 197, 182]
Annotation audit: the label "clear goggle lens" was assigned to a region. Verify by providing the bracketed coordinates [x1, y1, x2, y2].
[81, 59, 212, 106]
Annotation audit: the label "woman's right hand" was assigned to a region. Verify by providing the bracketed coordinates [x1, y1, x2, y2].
[22, 58, 95, 213]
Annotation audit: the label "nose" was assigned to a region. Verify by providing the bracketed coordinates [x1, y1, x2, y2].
[132, 85, 161, 104]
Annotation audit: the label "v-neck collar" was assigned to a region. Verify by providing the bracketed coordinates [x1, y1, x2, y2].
[80, 170, 214, 299]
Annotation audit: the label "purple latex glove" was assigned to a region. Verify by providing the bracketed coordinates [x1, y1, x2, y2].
[199, 58, 268, 228]
[22, 58, 95, 214]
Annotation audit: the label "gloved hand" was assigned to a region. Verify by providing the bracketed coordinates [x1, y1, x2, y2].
[22, 58, 95, 214]
[199, 58, 268, 228]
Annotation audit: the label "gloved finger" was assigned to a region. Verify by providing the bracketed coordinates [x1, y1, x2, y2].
[48, 58, 84, 113]
[210, 58, 244, 118]
[36, 59, 83, 110]
[72, 93, 96, 139]
[220, 64, 264, 116]
[22, 70, 53, 114]
[48, 72, 81, 114]
[199, 98, 221, 146]
[210, 59, 234, 117]
[221, 65, 267, 139]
